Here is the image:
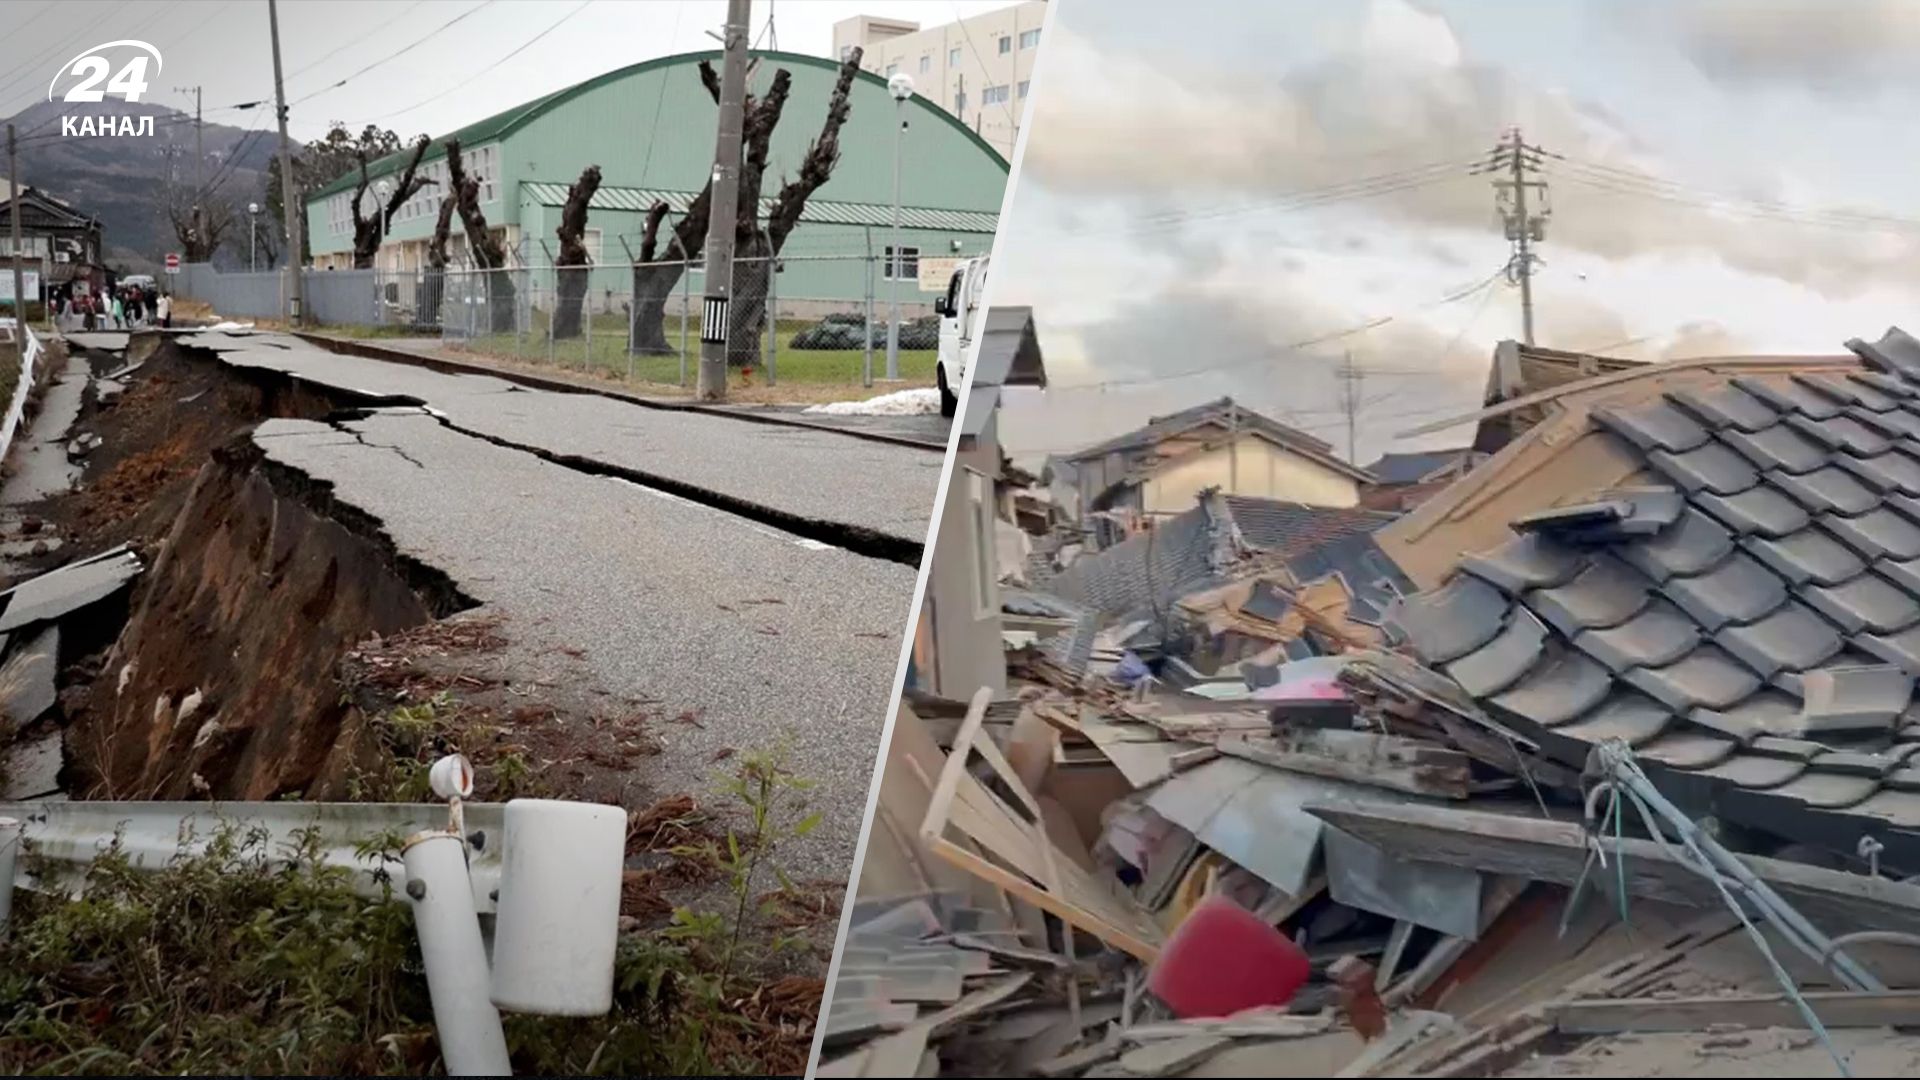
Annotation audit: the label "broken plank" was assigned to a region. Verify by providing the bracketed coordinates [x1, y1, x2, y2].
[1547, 990, 1920, 1035]
[1218, 730, 1472, 799]
[1308, 800, 1920, 937]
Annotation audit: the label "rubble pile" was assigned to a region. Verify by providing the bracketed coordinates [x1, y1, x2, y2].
[832, 328, 1920, 1078]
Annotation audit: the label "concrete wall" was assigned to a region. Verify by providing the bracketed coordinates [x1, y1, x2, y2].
[924, 413, 1006, 699]
[834, 1, 1048, 159]
[1143, 436, 1362, 515]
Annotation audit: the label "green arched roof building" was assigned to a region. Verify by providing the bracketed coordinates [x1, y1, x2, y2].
[304, 49, 1007, 302]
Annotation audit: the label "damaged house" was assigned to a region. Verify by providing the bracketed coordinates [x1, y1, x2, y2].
[828, 328, 1920, 1080]
[1051, 397, 1378, 548]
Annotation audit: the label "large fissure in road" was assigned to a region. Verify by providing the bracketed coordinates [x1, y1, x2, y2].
[19, 337, 473, 801]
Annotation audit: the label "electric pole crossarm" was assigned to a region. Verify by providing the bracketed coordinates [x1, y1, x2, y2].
[1487, 128, 1548, 346]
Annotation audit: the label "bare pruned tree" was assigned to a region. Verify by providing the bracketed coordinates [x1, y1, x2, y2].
[416, 188, 459, 323]
[553, 164, 603, 340]
[444, 138, 515, 332]
[163, 178, 236, 263]
[628, 47, 862, 362]
[348, 136, 435, 269]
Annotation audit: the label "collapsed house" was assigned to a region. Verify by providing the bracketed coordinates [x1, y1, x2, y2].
[826, 329, 1920, 1079]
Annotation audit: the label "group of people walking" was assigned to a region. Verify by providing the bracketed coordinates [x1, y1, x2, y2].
[51, 283, 170, 332]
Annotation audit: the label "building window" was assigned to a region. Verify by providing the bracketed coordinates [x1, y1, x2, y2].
[997, 35, 1011, 54]
[885, 62, 898, 77]
[883, 245, 920, 280]
[919, 54, 930, 74]
[948, 46, 961, 66]
[983, 84, 1010, 105]
[1020, 28, 1041, 49]
[839, 45, 853, 62]
[1018, 80, 1031, 98]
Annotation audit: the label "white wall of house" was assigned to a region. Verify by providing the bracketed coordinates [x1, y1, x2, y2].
[922, 419, 1007, 699]
[1142, 435, 1361, 515]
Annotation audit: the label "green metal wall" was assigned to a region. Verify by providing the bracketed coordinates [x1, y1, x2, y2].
[305, 49, 1007, 274]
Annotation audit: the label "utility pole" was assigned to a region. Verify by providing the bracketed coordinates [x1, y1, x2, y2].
[697, 0, 752, 401]
[176, 86, 202, 259]
[1338, 351, 1364, 464]
[1477, 128, 1548, 346]
[268, 0, 303, 326]
[7, 125, 26, 369]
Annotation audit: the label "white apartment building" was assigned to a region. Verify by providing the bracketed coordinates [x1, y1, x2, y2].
[831, 2, 1047, 160]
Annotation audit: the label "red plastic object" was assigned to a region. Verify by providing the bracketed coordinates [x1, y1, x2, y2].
[1147, 896, 1311, 1018]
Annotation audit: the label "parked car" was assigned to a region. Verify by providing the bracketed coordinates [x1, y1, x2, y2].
[933, 255, 989, 417]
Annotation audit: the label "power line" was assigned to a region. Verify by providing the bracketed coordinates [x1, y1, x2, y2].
[950, 1, 1018, 136]
[289, 0, 498, 107]
[284, 0, 425, 83]
[1547, 162, 1920, 235]
[336, 0, 594, 127]
[638, 0, 688, 188]
[1042, 265, 1507, 395]
[1058, 157, 1483, 239]
[0, 0, 142, 112]
[1545, 151, 1920, 232]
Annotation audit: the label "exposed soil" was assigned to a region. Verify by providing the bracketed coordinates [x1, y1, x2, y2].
[4, 333, 842, 1067]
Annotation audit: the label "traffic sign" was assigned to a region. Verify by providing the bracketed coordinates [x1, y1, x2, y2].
[164, 253, 180, 274]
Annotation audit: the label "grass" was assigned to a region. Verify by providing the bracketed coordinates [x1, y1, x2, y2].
[445, 310, 936, 389]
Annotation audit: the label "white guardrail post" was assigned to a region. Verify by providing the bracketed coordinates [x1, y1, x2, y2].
[0, 755, 627, 1077]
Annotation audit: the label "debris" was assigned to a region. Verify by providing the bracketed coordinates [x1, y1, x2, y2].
[0, 544, 143, 633]
[0, 624, 59, 725]
[1146, 896, 1310, 1018]
[803, 388, 942, 416]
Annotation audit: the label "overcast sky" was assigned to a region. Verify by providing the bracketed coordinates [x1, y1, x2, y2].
[990, 0, 1920, 466]
[0, 0, 1011, 140]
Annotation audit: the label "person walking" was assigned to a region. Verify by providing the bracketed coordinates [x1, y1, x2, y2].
[157, 292, 172, 329]
[109, 291, 124, 329]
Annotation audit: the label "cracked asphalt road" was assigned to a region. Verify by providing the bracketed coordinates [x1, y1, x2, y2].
[182, 331, 946, 548]
[256, 410, 916, 879]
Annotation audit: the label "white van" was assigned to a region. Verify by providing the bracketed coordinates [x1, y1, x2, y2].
[932, 255, 989, 418]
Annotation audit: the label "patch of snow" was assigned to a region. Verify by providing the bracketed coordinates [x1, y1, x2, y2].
[208, 320, 255, 331]
[802, 387, 940, 416]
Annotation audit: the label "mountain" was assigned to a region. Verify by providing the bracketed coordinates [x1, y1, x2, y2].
[3, 98, 280, 273]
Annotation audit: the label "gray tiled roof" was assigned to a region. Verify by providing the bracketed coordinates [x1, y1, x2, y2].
[1366, 449, 1475, 485]
[1387, 327, 1920, 869]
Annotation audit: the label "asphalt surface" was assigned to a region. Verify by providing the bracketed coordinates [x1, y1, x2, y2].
[255, 410, 915, 879]
[181, 331, 945, 548]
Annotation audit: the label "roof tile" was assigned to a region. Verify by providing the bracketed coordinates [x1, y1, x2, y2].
[1795, 372, 1900, 412]
[1717, 423, 1828, 475]
[1573, 599, 1702, 672]
[1637, 730, 1739, 770]
[1619, 508, 1735, 581]
[1832, 448, 1920, 495]
[1846, 327, 1920, 383]
[1691, 691, 1802, 743]
[1740, 529, 1866, 586]
[1668, 384, 1780, 432]
[1734, 375, 1846, 420]
[1693, 751, 1807, 789]
[1443, 607, 1549, 697]
[1525, 555, 1653, 634]
[1490, 639, 1613, 728]
[1591, 402, 1712, 453]
[1693, 485, 1811, 537]
[1849, 371, 1919, 401]
[1460, 532, 1589, 595]
[1622, 646, 1763, 711]
[1662, 551, 1789, 630]
[1645, 442, 1761, 495]
[1804, 571, 1920, 634]
[1767, 466, 1880, 516]
[1783, 412, 1891, 457]
[1819, 507, 1920, 561]
[1713, 601, 1843, 680]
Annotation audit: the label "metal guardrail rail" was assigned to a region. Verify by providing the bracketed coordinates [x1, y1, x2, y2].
[0, 799, 507, 914]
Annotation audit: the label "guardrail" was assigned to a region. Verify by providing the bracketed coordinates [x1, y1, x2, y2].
[0, 317, 42, 465]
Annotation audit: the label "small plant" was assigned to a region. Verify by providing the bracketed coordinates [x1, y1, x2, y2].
[674, 744, 822, 984]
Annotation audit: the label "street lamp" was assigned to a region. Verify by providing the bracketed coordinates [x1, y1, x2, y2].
[885, 72, 913, 381]
[374, 179, 392, 270]
[247, 202, 260, 272]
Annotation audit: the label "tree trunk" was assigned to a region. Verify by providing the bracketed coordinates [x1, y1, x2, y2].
[727, 232, 771, 369]
[630, 261, 685, 354]
[552, 164, 602, 340]
[445, 139, 515, 334]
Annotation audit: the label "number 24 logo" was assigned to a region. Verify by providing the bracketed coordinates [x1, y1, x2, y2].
[48, 41, 163, 104]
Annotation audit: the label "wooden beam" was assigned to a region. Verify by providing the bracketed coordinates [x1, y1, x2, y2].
[1218, 730, 1473, 799]
[1309, 801, 1920, 937]
[1548, 990, 1920, 1035]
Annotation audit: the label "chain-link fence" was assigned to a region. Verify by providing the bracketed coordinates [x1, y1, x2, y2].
[176, 251, 960, 390]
